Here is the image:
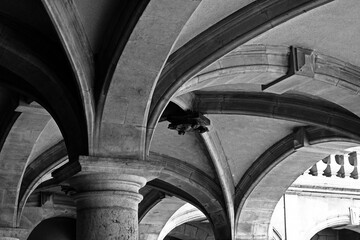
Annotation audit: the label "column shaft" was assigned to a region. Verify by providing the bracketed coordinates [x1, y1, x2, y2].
[55, 156, 163, 240]
[70, 173, 146, 240]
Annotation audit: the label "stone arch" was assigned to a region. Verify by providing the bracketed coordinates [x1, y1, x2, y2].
[26, 217, 76, 240]
[138, 188, 166, 222]
[148, 153, 231, 240]
[187, 44, 360, 120]
[42, 0, 96, 151]
[15, 203, 76, 240]
[234, 127, 359, 240]
[158, 203, 206, 240]
[45, 151, 230, 239]
[194, 91, 360, 141]
[0, 112, 50, 227]
[159, 204, 208, 240]
[95, 0, 201, 159]
[165, 222, 214, 240]
[0, 19, 88, 160]
[17, 141, 67, 225]
[139, 196, 186, 240]
[303, 215, 350, 240]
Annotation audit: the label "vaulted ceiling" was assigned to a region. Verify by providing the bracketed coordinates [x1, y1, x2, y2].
[0, 0, 359, 240]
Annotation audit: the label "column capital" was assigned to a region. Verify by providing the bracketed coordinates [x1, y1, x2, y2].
[70, 173, 146, 210]
[53, 156, 162, 240]
[53, 155, 164, 182]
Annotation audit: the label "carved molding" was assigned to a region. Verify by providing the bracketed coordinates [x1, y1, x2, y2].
[194, 92, 360, 141]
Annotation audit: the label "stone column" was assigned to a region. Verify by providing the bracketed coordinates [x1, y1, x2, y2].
[0, 228, 28, 240]
[72, 173, 145, 240]
[56, 156, 163, 240]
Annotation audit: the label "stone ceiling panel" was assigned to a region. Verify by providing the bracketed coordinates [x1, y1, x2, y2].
[247, 0, 360, 67]
[73, 0, 121, 52]
[172, 0, 256, 52]
[140, 196, 186, 240]
[27, 118, 63, 165]
[150, 121, 216, 179]
[210, 115, 304, 185]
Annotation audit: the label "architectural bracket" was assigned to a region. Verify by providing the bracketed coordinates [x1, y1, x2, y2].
[294, 127, 310, 150]
[262, 46, 316, 93]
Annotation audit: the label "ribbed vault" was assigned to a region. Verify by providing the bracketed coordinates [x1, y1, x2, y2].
[1, 1, 360, 240]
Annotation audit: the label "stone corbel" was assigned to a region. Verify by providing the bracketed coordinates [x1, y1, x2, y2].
[293, 127, 310, 150]
[293, 127, 342, 154]
[262, 46, 316, 94]
[40, 192, 53, 207]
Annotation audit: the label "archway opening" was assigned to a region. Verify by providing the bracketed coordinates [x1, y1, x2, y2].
[270, 147, 360, 240]
[27, 217, 75, 240]
[311, 228, 360, 240]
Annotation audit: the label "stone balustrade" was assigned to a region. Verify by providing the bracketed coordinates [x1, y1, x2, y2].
[308, 152, 358, 179]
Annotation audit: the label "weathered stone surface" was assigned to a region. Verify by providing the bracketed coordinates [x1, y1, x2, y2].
[139, 196, 185, 240]
[0, 227, 28, 240]
[97, 0, 201, 159]
[71, 173, 145, 240]
[60, 156, 154, 240]
[42, 0, 95, 151]
[0, 113, 50, 227]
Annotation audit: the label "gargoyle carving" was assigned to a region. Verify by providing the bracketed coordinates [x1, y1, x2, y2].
[165, 111, 210, 135]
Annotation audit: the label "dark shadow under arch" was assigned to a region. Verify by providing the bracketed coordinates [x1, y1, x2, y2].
[27, 217, 75, 240]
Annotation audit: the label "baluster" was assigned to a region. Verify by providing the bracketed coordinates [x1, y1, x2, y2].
[308, 164, 318, 176]
[349, 151, 358, 179]
[322, 155, 332, 177]
[335, 155, 345, 178]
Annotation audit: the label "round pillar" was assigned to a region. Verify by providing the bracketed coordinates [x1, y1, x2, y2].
[70, 173, 146, 240]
